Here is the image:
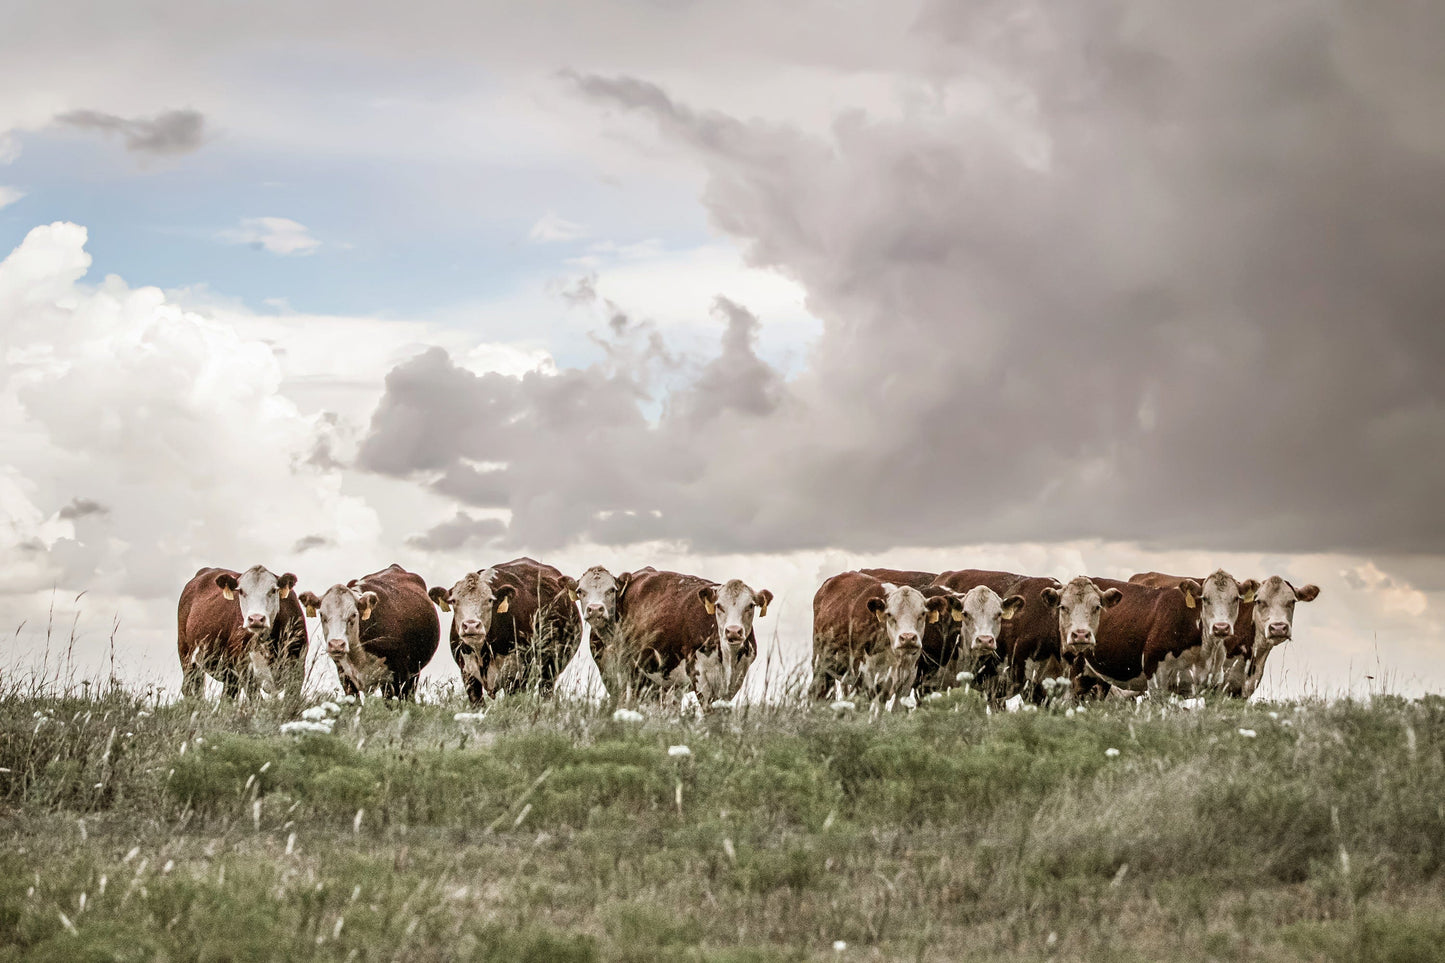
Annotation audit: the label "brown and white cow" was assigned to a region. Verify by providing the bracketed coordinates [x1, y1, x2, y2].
[931, 570, 1064, 699]
[1129, 570, 1261, 692]
[428, 557, 578, 702]
[299, 564, 439, 700]
[177, 565, 308, 700]
[811, 571, 952, 703]
[1231, 576, 1321, 698]
[560, 566, 771, 701]
[859, 568, 963, 692]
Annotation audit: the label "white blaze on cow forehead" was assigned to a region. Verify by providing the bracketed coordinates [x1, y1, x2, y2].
[231, 565, 290, 632]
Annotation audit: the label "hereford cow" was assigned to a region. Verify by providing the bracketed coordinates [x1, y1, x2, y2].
[1045, 576, 1222, 697]
[931, 570, 1064, 699]
[811, 571, 952, 703]
[1231, 576, 1321, 698]
[427, 557, 578, 702]
[177, 565, 308, 700]
[299, 564, 439, 700]
[561, 566, 771, 702]
[1129, 570, 1261, 692]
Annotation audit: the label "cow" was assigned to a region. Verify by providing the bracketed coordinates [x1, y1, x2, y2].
[426, 557, 578, 702]
[811, 571, 952, 703]
[177, 565, 307, 700]
[298, 564, 439, 700]
[560, 566, 772, 702]
[1231, 576, 1321, 698]
[859, 568, 962, 692]
[1044, 575, 1231, 698]
[1128, 570, 1261, 693]
[931, 570, 1064, 699]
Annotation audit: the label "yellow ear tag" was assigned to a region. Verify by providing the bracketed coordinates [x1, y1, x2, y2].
[703, 599, 715, 615]
[1242, 590, 1256, 603]
[222, 587, 234, 601]
[758, 601, 769, 617]
[1184, 592, 1196, 609]
[928, 610, 940, 624]
[280, 586, 291, 599]
[496, 597, 509, 614]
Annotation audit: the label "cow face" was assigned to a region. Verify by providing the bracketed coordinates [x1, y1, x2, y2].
[866, 584, 949, 655]
[1041, 577, 1123, 657]
[955, 586, 1025, 656]
[567, 566, 630, 633]
[303, 583, 383, 692]
[1251, 576, 1320, 652]
[215, 565, 297, 693]
[1197, 570, 1258, 642]
[697, 579, 772, 693]
[428, 571, 516, 691]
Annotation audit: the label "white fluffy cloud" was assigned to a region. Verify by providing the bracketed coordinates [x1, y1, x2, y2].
[0, 186, 23, 209]
[219, 217, 321, 256]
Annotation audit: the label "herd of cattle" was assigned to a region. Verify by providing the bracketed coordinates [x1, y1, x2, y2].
[176, 559, 1320, 707]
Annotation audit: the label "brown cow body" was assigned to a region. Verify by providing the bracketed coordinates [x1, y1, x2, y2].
[859, 568, 963, 692]
[1069, 577, 1204, 697]
[811, 571, 949, 702]
[177, 566, 308, 700]
[302, 564, 439, 699]
[932, 569, 1064, 698]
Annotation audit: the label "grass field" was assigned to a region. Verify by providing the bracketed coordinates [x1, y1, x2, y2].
[1, 681, 1442, 962]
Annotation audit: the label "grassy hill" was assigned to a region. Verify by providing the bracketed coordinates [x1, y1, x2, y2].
[0, 683, 1442, 962]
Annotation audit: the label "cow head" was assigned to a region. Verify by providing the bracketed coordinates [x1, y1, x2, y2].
[1196, 569, 1258, 642]
[697, 579, 772, 692]
[955, 585, 1025, 656]
[428, 571, 516, 691]
[565, 565, 630, 633]
[867, 583, 949, 656]
[1041, 576, 1123, 657]
[1251, 575, 1320, 652]
[216, 565, 297, 693]
[301, 583, 383, 693]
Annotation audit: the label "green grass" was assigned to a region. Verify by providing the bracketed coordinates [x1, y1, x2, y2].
[0, 683, 1442, 961]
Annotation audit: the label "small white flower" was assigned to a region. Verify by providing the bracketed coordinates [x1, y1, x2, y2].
[1065, 708, 1076, 718]
[956, 671, 975, 683]
[453, 712, 485, 723]
[1004, 695, 1025, 713]
[1238, 728, 1258, 739]
[898, 691, 918, 710]
[709, 699, 734, 710]
[1178, 697, 1205, 711]
[300, 706, 332, 722]
[280, 720, 334, 736]
[830, 700, 856, 713]
[1074, 705, 1087, 714]
[338, 695, 357, 705]
[667, 745, 691, 758]
[925, 692, 945, 702]
[1268, 711, 1280, 720]
[136, 710, 151, 718]
[833, 941, 847, 952]
[612, 708, 645, 724]
[1105, 747, 1121, 758]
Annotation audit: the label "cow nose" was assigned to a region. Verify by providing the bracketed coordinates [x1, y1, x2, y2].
[246, 614, 267, 629]
[460, 619, 482, 635]
[1212, 622, 1233, 637]
[327, 638, 347, 656]
[1070, 628, 1092, 644]
[586, 603, 605, 618]
[724, 624, 745, 643]
[896, 632, 919, 649]
[1268, 621, 1290, 639]
[973, 634, 996, 652]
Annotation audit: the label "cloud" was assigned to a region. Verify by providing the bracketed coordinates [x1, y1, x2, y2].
[219, 217, 321, 256]
[56, 497, 108, 520]
[0, 132, 18, 164]
[405, 512, 506, 551]
[54, 108, 206, 156]
[0, 186, 23, 209]
[292, 534, 332, 553]
[529, 212, 588, 243]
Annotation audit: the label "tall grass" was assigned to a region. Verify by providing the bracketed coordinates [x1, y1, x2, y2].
[0, 675, 1441, 961]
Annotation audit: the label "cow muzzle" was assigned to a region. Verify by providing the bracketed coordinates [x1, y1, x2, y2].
[895, 632, 921, 651]
[459, 619, 484, 637]
[246, 613, 268, 631]
[1267, 621, 1291, 639]
[971, 634, 997, 654]
[1064, 629, 1095, 655]
[1211, 622, 1233, 638]
[724, 624, 745, 643]
[327, 638, 349, 658]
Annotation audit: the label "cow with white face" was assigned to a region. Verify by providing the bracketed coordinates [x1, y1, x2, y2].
[1041, 577, 1124, 659]
[1230, 576, 1320, 698]
[1130, 569, 1260, 690]
[948, 585, 1025, 676]
[695, 579, 774, 702]
[429, 570, 517, 699]
[811, 571, 951, 703]
[564, 565, 631, 646]
[300, 565, 439, 700]
[177, 565, 308, 700]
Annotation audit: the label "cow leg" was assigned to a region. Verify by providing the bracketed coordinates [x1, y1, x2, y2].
[220, 667, 244, 701]
[182, 663, 207, 700]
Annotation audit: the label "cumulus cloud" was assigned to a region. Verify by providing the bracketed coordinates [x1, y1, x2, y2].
[405, 512, 506, 551]
[219, 217, 321, 256]
[54, 108, 206, 156]
[0, 132, 19, 164]
[0, 186, 23, 209]
[56, 497, 108, 520]
[529, 212, 588, 243]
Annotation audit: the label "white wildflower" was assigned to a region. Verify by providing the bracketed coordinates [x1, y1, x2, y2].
[1105, 747, 1121, 758]
[710, 699, 734, 710]
[833, 941, 847, 952]
[1268, 711, 1280, 720]
[612, 708, 645, 724]
[898, 691, 918, 710]
[830, 700, 856, 713]
[453, 712, 486, 723]
[1065, 708, 1075, 718]
[956, 671, 975, 683]
[1238, 728, 1258, 739]
[1004, 695, 1025, 713]
[280, 720, 334, 736]
[1178, 697, 1205, 711]
[667, 745, 691, 758]
[925, 692, 945, 702]
[301, 706, 333, 722]
[338, 695, 357, 705]
[1074, 705, 1087, 714]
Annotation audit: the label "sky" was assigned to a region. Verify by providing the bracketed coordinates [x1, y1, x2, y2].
[2, 0, 1442, 699]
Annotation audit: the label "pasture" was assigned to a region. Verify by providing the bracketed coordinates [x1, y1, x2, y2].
[1, 680, 1442, 962]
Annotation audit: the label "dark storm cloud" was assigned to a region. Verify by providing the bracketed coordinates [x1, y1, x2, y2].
[54, 108, 206, 155]
[405, 512, 507, 551]
[365, 1, 1445, 555]
[57, 497, 108, 520]
[292, 534, 332, 553]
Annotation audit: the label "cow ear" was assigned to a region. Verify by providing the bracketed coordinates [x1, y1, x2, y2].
[697, 585, 718, 616]
[1296, 584, 1321, 603]
[215, 572, 238, 601]
[756, 589, 773, 618]
[493, 585, 516, 614]
[357, 591, 379, 621]
[1239, 579, 1259, 603]
[867, 597, 887, 622]
[428, 586, 452, 612]
[925, 595, 949, 624]
[616, 571, 633, 598]
[278, 573, 298, 598]
[1040, 586, 1061, 607]
[1101, 588, 1125, 608]
[346, 578, 360, 589]
[1180, 579, 1202, 609]
[1001, 595, 1025, 620]
[562, 576, 578, 602]
[298, 591, 322, 618]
